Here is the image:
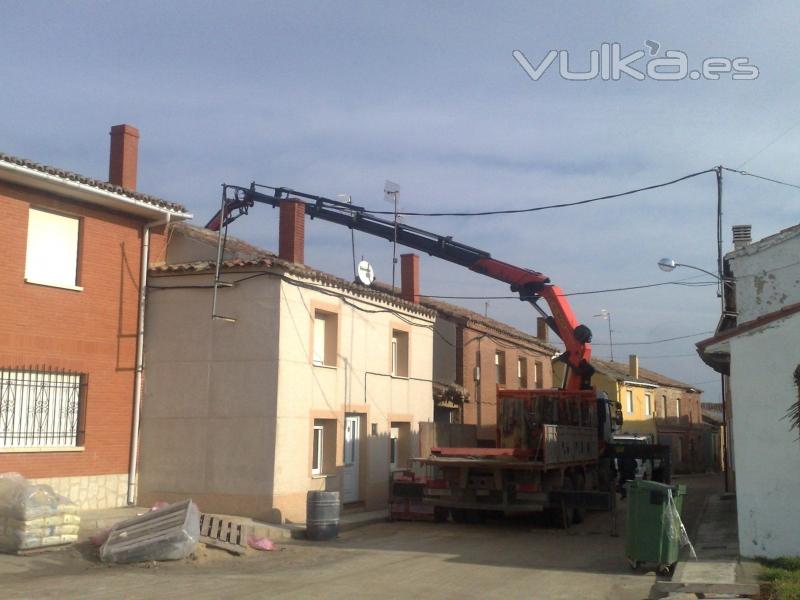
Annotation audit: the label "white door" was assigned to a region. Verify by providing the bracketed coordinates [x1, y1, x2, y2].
[343, 415, 361, 503]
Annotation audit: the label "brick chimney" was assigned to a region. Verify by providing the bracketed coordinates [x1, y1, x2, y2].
[279, 199, 305, 263]
[400, 253, 420, 303]
[108, 124, 139, 190]
[536, 317, 549, 343]
[628, 354, 639, 379]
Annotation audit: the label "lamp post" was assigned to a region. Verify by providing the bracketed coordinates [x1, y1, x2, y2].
[657, 257, 731, 492]
[593, 309, 614, 361]
[657, 258, 724, 298]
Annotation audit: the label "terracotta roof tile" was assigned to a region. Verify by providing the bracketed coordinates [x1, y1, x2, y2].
[590, 357, 700, 392]
[150, 224, 435, 318]
[370, 282, 557, 353]
[0, 151, 189, 214]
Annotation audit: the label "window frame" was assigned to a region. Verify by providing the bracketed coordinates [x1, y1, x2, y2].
[389, 426, 399, 470]
[312, 309, 338, 368]
[24, 207, 83, 291]
[495, 351, 506, 385]
[311, 424, 324, 475]
[390, 328, 409, 378]
[534, 361, 543, 388]
[518, 357, 528, 388]
[626, 389, 634, 414]
[644, 393, 652, 416]
[0, 367, 87, 451]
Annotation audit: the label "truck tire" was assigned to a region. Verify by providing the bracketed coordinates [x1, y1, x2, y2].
[451, 509, 468, 524]
[549, 478, 575, 529]
[572, 473, 586, 524]
[434, 507, 449, 523]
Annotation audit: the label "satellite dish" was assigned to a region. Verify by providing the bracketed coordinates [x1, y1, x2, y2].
[357, 260, 375, 286]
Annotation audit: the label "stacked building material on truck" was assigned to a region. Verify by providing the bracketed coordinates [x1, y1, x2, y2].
[0, 473, 80, 553]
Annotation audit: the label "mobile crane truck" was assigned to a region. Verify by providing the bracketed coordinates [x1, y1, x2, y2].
[207, 183, 663, 529]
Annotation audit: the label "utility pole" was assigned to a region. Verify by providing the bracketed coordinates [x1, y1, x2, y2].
[716, 166, 731, 493]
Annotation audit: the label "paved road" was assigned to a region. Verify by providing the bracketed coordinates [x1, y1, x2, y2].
[1, 474, 721, 600]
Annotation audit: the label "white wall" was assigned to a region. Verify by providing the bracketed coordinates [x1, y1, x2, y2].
[730, 230, 800, 324]
[273, 276, 434, 520]
[729, 314, 800, 558]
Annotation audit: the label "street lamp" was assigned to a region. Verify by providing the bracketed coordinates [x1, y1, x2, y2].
[657, 258, 722, 283]
[657, 256, 730, 491]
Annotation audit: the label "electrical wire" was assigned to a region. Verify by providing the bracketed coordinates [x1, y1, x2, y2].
[591, 331, 714, 346]
[736, 119, 800, 169]
[419, 278, 717, 300]
[365, 168, 716, 217]
[722, 167, 800, 191]
[637, 353, 698, 359]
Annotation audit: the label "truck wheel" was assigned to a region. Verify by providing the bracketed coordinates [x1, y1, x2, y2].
[572, 473, 586, 524]
[465, 509, 486, 524]
[451, 509, 468, 524]
[550, 478, 575, 529]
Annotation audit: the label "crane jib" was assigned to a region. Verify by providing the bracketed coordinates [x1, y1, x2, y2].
[207, 183, 592, 390]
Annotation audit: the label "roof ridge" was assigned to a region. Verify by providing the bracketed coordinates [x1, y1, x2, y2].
[0, 151, 189, 214]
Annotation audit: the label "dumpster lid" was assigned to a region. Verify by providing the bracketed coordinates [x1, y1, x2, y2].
[626, 479, 686, 494]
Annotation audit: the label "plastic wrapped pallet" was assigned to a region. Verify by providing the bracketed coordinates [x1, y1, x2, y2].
[0, 473, 80, 553]
[100, 499, 199, 563]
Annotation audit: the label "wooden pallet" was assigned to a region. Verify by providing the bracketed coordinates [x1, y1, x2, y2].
[199, 514, 247, 555]
[13, 543, 73, 556]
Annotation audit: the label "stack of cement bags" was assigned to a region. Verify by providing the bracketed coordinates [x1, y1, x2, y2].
[0, 473, 80, 553]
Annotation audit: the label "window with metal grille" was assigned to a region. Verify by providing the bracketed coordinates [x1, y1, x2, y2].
[0, 367, 87, 449]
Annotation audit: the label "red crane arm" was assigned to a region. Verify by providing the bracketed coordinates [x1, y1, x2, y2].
[207, 184, 595, 390]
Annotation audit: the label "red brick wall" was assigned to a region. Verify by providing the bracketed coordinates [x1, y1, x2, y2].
[0, 180, 150, 478]
[459, 325, 553, 443]
[654, 388, 702, 424]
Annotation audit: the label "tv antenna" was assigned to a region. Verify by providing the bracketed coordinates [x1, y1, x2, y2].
[383, 181, 401, 289]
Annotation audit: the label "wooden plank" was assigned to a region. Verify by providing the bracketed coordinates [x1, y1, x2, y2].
[13, 543, 72, 556]
[200, 536, 247, 555]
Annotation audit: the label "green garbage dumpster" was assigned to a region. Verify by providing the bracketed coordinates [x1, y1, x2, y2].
[624, 479, 687, 573]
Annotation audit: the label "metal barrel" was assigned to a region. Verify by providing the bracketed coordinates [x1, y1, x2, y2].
[306, 491, 340, 541]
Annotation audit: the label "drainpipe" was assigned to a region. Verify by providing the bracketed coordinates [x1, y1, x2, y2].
[127, 214, 171, 505]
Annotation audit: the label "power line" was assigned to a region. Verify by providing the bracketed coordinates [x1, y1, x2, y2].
[722, 167, 800, 191]
[591, 331, 714, 346]
[420, 277, 716, 300]
[638, 353, 698, 359]
[366, 168, 716, 217]
[736, 119, 800, 169]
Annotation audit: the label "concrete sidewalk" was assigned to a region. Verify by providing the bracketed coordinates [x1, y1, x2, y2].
[651, 493, 760, 599]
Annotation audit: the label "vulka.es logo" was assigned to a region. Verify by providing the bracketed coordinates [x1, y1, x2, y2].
[513, 41, 759, 81]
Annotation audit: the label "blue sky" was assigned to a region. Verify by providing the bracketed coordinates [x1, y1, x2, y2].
[4, 1, 800, 399]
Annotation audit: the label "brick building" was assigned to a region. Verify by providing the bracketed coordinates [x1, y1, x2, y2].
[0, 125, 191, 508]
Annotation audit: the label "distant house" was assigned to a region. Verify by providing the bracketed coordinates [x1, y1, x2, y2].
[697, 223, 800, 558]
[700, 402, 724, 473]
[393, 266, 557, 445]
[0, 125, 191, 508]
[557, 355, 706, 473]
[137, 216, 435, 524]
